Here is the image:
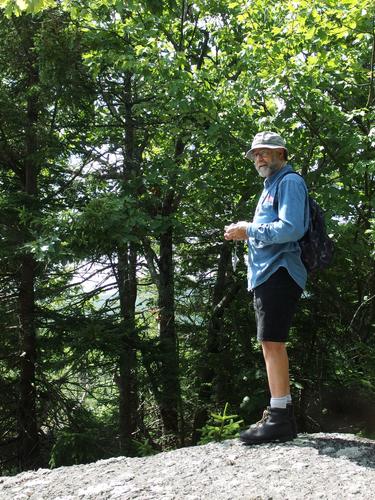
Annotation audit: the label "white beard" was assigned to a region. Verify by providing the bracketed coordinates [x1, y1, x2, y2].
[256, 164, 279, 178]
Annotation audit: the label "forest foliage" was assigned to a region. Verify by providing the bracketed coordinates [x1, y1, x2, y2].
[0, 0, 374, 473]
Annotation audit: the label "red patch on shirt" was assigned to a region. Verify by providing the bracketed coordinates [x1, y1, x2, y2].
[264, 194, 274, 204]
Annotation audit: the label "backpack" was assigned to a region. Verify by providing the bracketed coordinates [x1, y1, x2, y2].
[275, 171, 334, 273]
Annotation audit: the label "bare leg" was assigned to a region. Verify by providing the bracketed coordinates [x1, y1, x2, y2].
[262, 341, 290, 397]
[239, 341, 294, 444]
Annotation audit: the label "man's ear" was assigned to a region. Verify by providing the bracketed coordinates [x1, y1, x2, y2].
[277, 149, 285, 161]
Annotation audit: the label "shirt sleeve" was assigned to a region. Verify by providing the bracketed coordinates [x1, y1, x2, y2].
[246, 177, 308, 244]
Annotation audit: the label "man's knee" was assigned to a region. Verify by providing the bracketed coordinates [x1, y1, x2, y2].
[261, 341, 287, 357]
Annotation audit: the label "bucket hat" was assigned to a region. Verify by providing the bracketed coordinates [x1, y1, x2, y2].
[245, 131, 287, 159]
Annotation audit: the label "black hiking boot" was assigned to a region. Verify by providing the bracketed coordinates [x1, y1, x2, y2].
[239, 406, 294, 445]
[287, 403, 298, 438]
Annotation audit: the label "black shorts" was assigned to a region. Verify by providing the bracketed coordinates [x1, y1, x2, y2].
[253, 267, 302, 343]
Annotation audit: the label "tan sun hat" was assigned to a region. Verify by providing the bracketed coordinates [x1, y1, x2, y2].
[245, 131, 288, 159]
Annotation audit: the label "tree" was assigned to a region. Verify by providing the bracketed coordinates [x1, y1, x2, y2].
[0, 7, 94, 469]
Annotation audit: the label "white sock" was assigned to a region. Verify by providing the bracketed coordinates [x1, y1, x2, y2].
[270, 395, 289, 409]
[286, 394, 292, 404]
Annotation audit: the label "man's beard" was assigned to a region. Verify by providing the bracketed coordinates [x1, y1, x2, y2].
[256, 162, 280, 178]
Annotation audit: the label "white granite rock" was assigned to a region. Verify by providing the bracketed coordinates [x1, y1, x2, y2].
[0, 433, 374, 499]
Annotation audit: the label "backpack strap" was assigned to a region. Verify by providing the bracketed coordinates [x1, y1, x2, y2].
[272, 171, 304, 209]
[273, 171, 309, 208]
[273, 171, 311, 244]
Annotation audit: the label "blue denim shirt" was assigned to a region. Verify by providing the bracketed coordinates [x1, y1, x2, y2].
[246, 164, 309, 291]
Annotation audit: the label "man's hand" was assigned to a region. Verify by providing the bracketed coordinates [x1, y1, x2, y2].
[224, 221, 249, 241]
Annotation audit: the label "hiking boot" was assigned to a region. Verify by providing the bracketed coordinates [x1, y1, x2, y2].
[239, 406, 294, 445]
[287, 403, 298, 438]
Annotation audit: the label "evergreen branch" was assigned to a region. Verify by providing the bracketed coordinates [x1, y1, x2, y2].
[349, 294, 375, 332]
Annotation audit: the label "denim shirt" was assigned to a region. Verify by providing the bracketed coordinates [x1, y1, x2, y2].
[246, 164, 309, 291]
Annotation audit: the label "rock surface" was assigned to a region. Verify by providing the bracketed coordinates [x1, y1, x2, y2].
[1, 433, 375, 499]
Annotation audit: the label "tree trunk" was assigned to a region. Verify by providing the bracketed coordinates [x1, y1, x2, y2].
[117, 243, 138, 456]
[17, 254, 39, 470]
[192, 241, 236, 444]
[158, 222, 181, 444]
[116, 70, 139, 456]
[156, 138, 185, 447]
[16, 17, 41, 470]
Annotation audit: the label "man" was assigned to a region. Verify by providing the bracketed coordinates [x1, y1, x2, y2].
[224, 131, 309, 444]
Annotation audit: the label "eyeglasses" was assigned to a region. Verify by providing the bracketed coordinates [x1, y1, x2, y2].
[249, 149, 272, 161]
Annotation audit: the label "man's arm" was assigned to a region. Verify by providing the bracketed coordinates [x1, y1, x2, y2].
[247, 178, 307, 244]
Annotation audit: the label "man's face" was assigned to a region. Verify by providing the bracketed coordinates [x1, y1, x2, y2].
[250, 148, 285, 178]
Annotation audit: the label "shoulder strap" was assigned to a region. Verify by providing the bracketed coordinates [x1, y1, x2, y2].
[275, 170, 301, 187]
[273, 171, 304, 208]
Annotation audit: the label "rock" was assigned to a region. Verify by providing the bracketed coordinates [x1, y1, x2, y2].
[0, 433, 375, 499]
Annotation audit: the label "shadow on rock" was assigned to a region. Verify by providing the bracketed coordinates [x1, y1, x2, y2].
[293, 433, 375, 469]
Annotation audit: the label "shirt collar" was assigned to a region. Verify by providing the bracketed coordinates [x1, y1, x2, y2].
[264, 164, 292, 188]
